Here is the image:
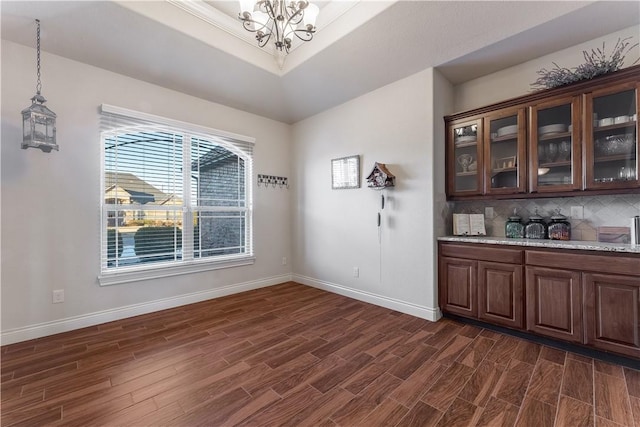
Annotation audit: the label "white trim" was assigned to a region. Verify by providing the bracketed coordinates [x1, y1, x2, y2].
[166, 0, 361, 56]
[1, 274, 292, 346]
[292, 274, 442, 322]
[100, 104, 256, 144]
[98, 256, 256, 286]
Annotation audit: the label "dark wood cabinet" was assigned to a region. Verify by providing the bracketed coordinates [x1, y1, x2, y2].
[584, 81, 640, 191]
[445, 65, 640, 200]
[528, 96, 582, 193]
[483, 107, 527, 196]
[438, 241, 640, 359]
[439, 244, 523, 328]
[439, 257, 477, 317]
[448, 119, 484, 197]
[584, 273, 640, 358]
[525, 266, 582, 342]
[478, 262, 523, 328]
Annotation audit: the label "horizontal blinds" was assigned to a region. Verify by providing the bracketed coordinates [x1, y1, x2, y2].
[100, 104, 254, 157]
[101, 104, 253, 272]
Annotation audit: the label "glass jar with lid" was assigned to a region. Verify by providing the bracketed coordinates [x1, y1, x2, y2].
[525, 210, 547, 239]
[548, 209, 571, 240]
[505, 209, 525, 238]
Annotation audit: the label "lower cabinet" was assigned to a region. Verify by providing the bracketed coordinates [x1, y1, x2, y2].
[439, 241, 640, 359]
[439, 257, 477, 317]
[525, 266, 582, 342]
[479, 262, 523, 328]
[584, 273, 640, 358]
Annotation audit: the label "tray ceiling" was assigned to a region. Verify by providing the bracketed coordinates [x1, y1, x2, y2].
[2, 1, 639, 123]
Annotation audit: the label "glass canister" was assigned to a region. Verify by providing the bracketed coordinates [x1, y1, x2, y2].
[525, 210, 547, 239]
[505, 209, 525, 238]
[548, 209, 571, 240]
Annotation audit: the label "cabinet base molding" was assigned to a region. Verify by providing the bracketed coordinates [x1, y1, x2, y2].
[444, 314, 640, 370]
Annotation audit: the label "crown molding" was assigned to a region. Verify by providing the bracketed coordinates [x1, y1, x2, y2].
[166, 0, 364, 71]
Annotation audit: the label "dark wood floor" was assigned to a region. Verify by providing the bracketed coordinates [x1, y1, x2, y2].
[1, 282, 639, 426]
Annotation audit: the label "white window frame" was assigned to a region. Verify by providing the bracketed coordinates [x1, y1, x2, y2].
[98, 105, 255, 286]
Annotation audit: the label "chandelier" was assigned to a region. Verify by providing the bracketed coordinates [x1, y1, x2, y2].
[238, 0, 319, 53]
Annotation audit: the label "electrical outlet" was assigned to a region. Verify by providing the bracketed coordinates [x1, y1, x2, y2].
[52, 289, 65, 304]
[353, 267, 359, 278]
[570, 206, 584, 220]
[485, 207, 494, 219]
[282, 257, 287, 266]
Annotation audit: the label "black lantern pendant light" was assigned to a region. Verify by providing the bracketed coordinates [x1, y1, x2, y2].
[21, 19, 58, 152]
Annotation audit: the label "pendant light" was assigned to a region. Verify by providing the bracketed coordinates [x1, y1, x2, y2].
[21, 19, 58, 152]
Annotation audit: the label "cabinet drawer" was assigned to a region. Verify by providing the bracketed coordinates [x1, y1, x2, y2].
[440, 244, 522, 264]
[526, 250, 640, 276]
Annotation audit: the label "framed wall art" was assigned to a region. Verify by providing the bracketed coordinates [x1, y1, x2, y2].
[331, 155, 360, 189]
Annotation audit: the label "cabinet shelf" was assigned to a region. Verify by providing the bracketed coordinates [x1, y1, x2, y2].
[594, 154, 637, 163]
[454, 141, 478, 149]
[491, 167, 517, 175]
[456, 171, 478, 177]
[491, 134, 517, 143]
[539, 131, 571, 141]
[593, 121, 636, 133]
[539, 160, 571, 168]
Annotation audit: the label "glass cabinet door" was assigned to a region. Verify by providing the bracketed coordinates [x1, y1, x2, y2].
[448, 119, 483, 196]
[585, 83, 639, 189]
[484, 108, 526, 195]
[529, 96, 581, 192]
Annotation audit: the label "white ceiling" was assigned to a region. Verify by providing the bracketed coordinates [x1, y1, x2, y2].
[2, 1, 639, 124]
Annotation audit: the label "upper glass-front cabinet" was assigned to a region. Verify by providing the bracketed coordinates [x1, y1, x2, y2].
[484, 108, 527, 195]
[529, 96, 582, 193]
[585, 82, 639, 190]
[448, 119, 483, 196]
[444, 65, 640, 200]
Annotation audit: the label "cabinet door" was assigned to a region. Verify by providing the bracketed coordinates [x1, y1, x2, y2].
[584, 273, 640, 358]
[484, 107, 527, 195]
[478, 262, 523, 328]
[439, 257, 477, 318]
[529, 96, 582, 193]
[447, 119, 484, 197]
[584, 82, 639, 190]
[525, 267, 582, 342]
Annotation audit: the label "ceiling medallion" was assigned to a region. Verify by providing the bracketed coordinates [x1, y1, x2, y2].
[238, 0, 319, 54]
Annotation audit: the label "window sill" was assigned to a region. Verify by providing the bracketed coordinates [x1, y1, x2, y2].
[98, 255, 255, 286]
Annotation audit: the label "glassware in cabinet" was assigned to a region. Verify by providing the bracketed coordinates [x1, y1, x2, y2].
[484, 107, 527, 195]
[585, 83, 639, 189]
[448, 119, 483, 196]
[529, 96, 581, 192]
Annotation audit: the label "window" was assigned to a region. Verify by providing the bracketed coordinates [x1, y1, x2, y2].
[99, 105, 254, 285]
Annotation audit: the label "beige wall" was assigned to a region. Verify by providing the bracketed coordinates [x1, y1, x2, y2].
[291, 68, 452, 320]
[1, 40, 292, 341]
[453, 25, 640, 113]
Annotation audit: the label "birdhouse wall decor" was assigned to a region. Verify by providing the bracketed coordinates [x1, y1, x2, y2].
[366, 162, 395, 190]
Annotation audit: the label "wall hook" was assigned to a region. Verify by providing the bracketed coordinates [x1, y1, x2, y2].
[257, 174, 289, 190]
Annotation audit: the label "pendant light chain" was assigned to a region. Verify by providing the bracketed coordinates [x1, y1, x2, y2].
[36, 19, 42, 95]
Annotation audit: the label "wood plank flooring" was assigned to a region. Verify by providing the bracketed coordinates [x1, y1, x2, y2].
[2, 282, 639, 426]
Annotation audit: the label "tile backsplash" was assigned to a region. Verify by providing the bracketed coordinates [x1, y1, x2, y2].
[451, 194, 640, 241]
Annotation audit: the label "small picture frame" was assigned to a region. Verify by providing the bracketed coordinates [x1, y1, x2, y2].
[331, 155, 360, 189]
[496, 155, 517, 169]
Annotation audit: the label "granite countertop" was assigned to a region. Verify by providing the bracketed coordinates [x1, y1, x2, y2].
[438, 236, 640, 254]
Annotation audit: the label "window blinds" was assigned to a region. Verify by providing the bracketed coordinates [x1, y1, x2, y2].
[100, 104, 254, 274]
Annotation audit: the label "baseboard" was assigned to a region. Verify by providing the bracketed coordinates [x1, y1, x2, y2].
[1, 274, 292, 345]
[292, 274, 442, 322]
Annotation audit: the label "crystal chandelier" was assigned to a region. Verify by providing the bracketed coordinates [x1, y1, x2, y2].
[21, 19, 58, 152]
[238, 0, 319, 53]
